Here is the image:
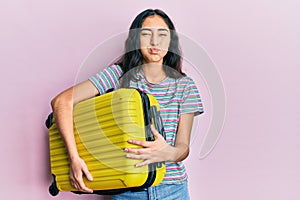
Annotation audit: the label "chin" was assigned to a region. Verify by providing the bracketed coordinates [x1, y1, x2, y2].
[147, 55, 163, 63]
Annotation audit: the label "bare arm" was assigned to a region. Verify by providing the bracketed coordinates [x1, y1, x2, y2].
[166, 112, 194, 162]
[125, 112, 194, 166]
[51, 80, 99, 192]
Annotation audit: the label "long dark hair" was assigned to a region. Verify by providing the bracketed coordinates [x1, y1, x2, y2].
[116, 9, 184, 83]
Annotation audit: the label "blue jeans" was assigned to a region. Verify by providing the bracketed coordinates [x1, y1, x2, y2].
[110, 181, 190, 200]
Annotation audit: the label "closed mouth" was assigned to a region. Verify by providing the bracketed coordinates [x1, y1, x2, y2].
[149, 47, 162, 53]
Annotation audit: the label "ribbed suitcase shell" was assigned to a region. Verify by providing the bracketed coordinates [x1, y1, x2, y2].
[48, 88, 166, 195]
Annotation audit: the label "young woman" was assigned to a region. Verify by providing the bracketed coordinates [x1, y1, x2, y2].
[51, 9, 203, 200]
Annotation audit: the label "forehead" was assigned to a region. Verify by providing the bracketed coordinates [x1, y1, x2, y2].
[142, 15, 169, 30]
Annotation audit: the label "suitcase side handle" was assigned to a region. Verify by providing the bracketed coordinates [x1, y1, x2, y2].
[150, 106, 165, 139]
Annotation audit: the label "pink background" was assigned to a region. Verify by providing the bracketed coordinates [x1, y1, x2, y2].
[0, 0, 299, 200]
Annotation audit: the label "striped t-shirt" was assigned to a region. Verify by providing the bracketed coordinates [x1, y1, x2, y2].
[89, 64, 204, 184]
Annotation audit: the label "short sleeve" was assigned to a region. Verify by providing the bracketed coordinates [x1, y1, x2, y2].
[180, 77, 204, 116]
[89, 65, 123, 95]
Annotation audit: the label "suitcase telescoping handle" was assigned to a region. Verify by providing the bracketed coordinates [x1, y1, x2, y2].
[150, 106, 166, 168]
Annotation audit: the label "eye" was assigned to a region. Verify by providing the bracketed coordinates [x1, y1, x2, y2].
[159, 33, 167, 37]
[141, 31, 152, 36]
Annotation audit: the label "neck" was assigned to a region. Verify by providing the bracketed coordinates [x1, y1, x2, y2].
[141, 63, 166, 84]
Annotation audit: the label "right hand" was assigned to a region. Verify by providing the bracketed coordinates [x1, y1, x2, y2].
[69, 156, 93, 193]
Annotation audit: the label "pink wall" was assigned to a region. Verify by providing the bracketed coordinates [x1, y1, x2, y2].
[0, 1, 299, 200]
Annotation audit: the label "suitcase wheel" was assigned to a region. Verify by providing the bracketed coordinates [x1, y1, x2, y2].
[45, 113, 53, 129]
[49, 175, 59, 196]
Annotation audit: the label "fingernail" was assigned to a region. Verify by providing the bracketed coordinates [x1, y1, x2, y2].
[128, 139, 132, 143]
[124, 148, 129, 152]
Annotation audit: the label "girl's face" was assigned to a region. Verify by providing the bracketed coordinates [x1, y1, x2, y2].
[140, 15, 171, 65]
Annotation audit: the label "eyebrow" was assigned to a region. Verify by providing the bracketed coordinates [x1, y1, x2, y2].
[141, 28, 169, 32]
[158, 28, 169, 32]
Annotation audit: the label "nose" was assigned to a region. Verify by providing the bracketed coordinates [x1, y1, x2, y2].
[150, 32, 159, 46]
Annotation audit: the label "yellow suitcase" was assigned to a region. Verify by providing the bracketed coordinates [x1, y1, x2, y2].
[46, 88, 166, 196]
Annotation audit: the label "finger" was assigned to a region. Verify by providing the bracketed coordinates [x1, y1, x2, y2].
[70, 174, 80, 190]
[77, 177, 93, 193]
[126, 153, 149, 160]
[150, 124, 158, 133]
[71, 181, 79, 190]
[72, 170, 93, 193]
[135, 160, 151, 167]
[128, 139, 150, 147]
[82, 166, 93, 181]
[124, 147, 150, 154]
[150, 125, 162, 138]
[79, 185, 93, 193]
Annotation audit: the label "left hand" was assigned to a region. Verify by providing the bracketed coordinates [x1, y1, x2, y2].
[125, 125, 170, 167]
